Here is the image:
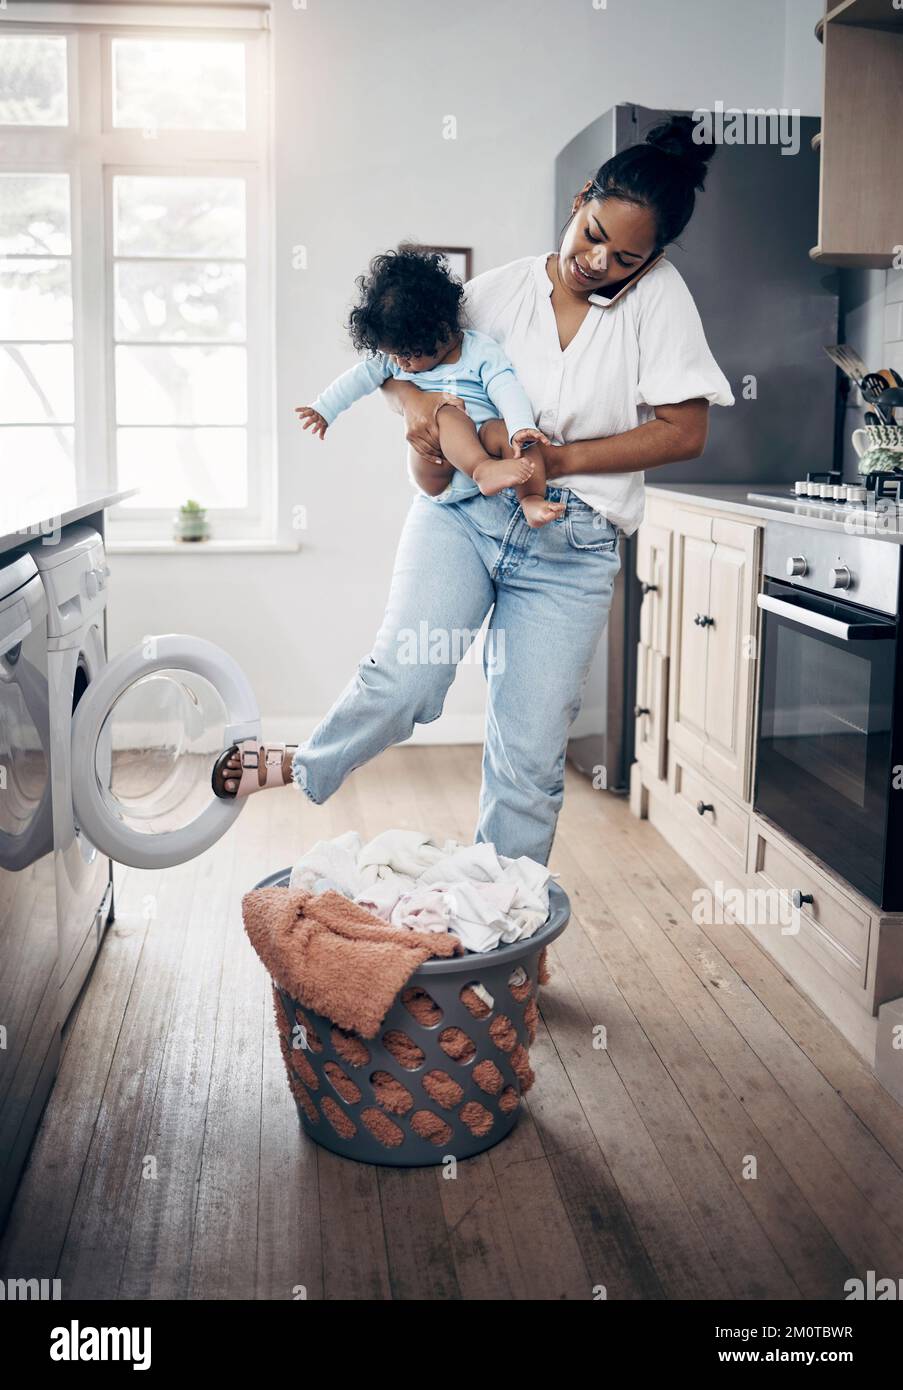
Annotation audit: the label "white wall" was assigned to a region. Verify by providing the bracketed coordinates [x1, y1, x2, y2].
[108, 0, 809, 738]
[782, 0, 825, 115]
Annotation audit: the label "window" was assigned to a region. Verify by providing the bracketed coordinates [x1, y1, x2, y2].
[112, 175, 249, 510]
[0, 5, 273, 541]
[0, 172, 75, 496]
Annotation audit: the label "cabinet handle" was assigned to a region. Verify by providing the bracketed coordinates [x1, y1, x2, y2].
[696, 801, 714, 816]
[791, 889, 814, 910]
[640, 581, 658, 596]
[635, 706, 651, 718]
[695, 614, 714, 628]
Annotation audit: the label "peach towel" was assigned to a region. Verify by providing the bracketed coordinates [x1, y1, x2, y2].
[242, 886, 462, 1039]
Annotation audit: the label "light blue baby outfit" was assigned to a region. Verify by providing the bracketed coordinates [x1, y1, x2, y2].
[311, 328, 536, 442]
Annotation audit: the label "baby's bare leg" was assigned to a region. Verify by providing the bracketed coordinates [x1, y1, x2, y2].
[437, 407, 534, 496]
[407, 444, 454, 496]
[514, 448, 565, 529]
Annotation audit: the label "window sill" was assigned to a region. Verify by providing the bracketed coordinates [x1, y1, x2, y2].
[105, 538, 302, 555]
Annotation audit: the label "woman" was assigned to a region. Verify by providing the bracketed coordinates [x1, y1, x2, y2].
[213, 116, 734, 867]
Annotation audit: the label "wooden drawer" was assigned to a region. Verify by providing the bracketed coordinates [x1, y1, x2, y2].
[747, 818, 871, 992]
[670, 755, 748, 874]
[635, 645, 667, 782]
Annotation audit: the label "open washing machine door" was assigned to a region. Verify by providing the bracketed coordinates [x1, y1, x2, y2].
[71, 634, 260, 870]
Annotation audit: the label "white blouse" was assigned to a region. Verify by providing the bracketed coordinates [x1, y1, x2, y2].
[463, 253, 734, 535]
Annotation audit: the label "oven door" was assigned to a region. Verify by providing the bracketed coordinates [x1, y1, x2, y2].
[754, 579, 898, 904]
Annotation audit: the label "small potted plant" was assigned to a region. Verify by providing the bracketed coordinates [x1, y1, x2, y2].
[174, 498, 210, 543]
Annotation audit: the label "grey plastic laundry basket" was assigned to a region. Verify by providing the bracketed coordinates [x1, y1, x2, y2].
[255, 866, 570, 1166]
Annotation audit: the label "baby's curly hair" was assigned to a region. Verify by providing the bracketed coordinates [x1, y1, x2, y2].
[347, 245, 464, 358]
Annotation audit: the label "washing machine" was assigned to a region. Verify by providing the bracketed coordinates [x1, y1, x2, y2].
[27, 524, 261, 1023]
[27, 527, 114, 1019]
[0, 551, 58, 1225]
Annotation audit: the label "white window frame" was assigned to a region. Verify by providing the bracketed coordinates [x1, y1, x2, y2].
[0, 2, 276, 542]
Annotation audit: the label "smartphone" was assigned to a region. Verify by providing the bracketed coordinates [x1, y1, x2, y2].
[592, 251, 666, 307]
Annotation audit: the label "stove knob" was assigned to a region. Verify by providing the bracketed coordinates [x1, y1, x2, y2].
[794, 481, 808, 497]
[84, 569, 98, 599]
[830, 565, 853, 591]
[786, 556, 808, 577]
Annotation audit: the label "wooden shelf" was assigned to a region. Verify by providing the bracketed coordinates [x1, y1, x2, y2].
[825, 0, 903, 30]
[810, 246, 898, 268]
[813, 18, 903, 268]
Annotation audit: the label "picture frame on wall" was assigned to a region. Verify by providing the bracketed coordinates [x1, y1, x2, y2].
[418, 246, 473, 284]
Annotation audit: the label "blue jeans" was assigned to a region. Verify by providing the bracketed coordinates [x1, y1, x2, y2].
[291, 486, 621, 865]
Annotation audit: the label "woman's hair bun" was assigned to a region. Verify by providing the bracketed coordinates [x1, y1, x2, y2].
[645, 114, 716, 192]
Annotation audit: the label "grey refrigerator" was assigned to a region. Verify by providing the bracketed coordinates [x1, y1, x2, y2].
[560, 103, 839, 791]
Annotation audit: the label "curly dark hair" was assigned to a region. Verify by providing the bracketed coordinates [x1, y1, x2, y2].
[347, 245, 464, 358]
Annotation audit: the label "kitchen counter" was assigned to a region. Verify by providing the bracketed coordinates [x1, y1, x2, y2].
[646, 482, 903, 545]
[0, 488, 139, 558]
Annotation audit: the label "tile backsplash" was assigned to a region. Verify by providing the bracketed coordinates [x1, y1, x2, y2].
[885, 269, 903, 381]
[840, 267, 903, 478]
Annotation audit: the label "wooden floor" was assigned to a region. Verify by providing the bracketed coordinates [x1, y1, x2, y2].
[3, 745, 903, 1300]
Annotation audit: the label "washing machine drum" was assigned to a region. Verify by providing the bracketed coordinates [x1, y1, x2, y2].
[71, 634, 260, 869]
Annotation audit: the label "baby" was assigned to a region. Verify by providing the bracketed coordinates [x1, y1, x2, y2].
[296, 245, 565, 527]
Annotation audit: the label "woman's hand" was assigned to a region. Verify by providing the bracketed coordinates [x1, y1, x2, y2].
[512, 427, 550, 456]
[482, 419, 563, 478]
[402, 391, 467, 464]
[295, 405, 328, 439]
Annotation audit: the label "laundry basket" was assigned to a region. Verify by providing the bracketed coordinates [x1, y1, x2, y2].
[254, 867, 570, 1166]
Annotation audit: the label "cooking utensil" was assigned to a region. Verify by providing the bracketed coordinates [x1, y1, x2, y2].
[862, 374, 897, 423]
[824, 344, 868, 381]
[876, 387, 903, 425]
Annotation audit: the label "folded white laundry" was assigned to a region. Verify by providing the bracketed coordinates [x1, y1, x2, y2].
[389, 888, 456, 934]
[422, 880, 514, 953]
[356, 828, 445, 880]
[288, 830, 365, 898]
[288, 827, 553, 953]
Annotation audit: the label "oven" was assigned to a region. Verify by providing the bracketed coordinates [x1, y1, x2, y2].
[754, 522, 903, 910]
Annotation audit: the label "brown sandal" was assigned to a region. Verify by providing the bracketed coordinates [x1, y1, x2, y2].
[211, 738, 298, 799]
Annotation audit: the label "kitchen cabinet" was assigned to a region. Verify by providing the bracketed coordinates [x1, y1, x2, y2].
[811, 0, 903, 268]
[636, 520, 671, 654]
[670, 754, 749, 878]
[747, 816, 872, 995]
[629, 489, 903, 1069]
[668, 509, 759, 801]
[634, 644, 668, 783]
[634, 520, 672, 785]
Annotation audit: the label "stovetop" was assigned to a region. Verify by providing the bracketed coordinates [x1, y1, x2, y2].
[748, 469, 903, 517]
[747, 489, 903, 516]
